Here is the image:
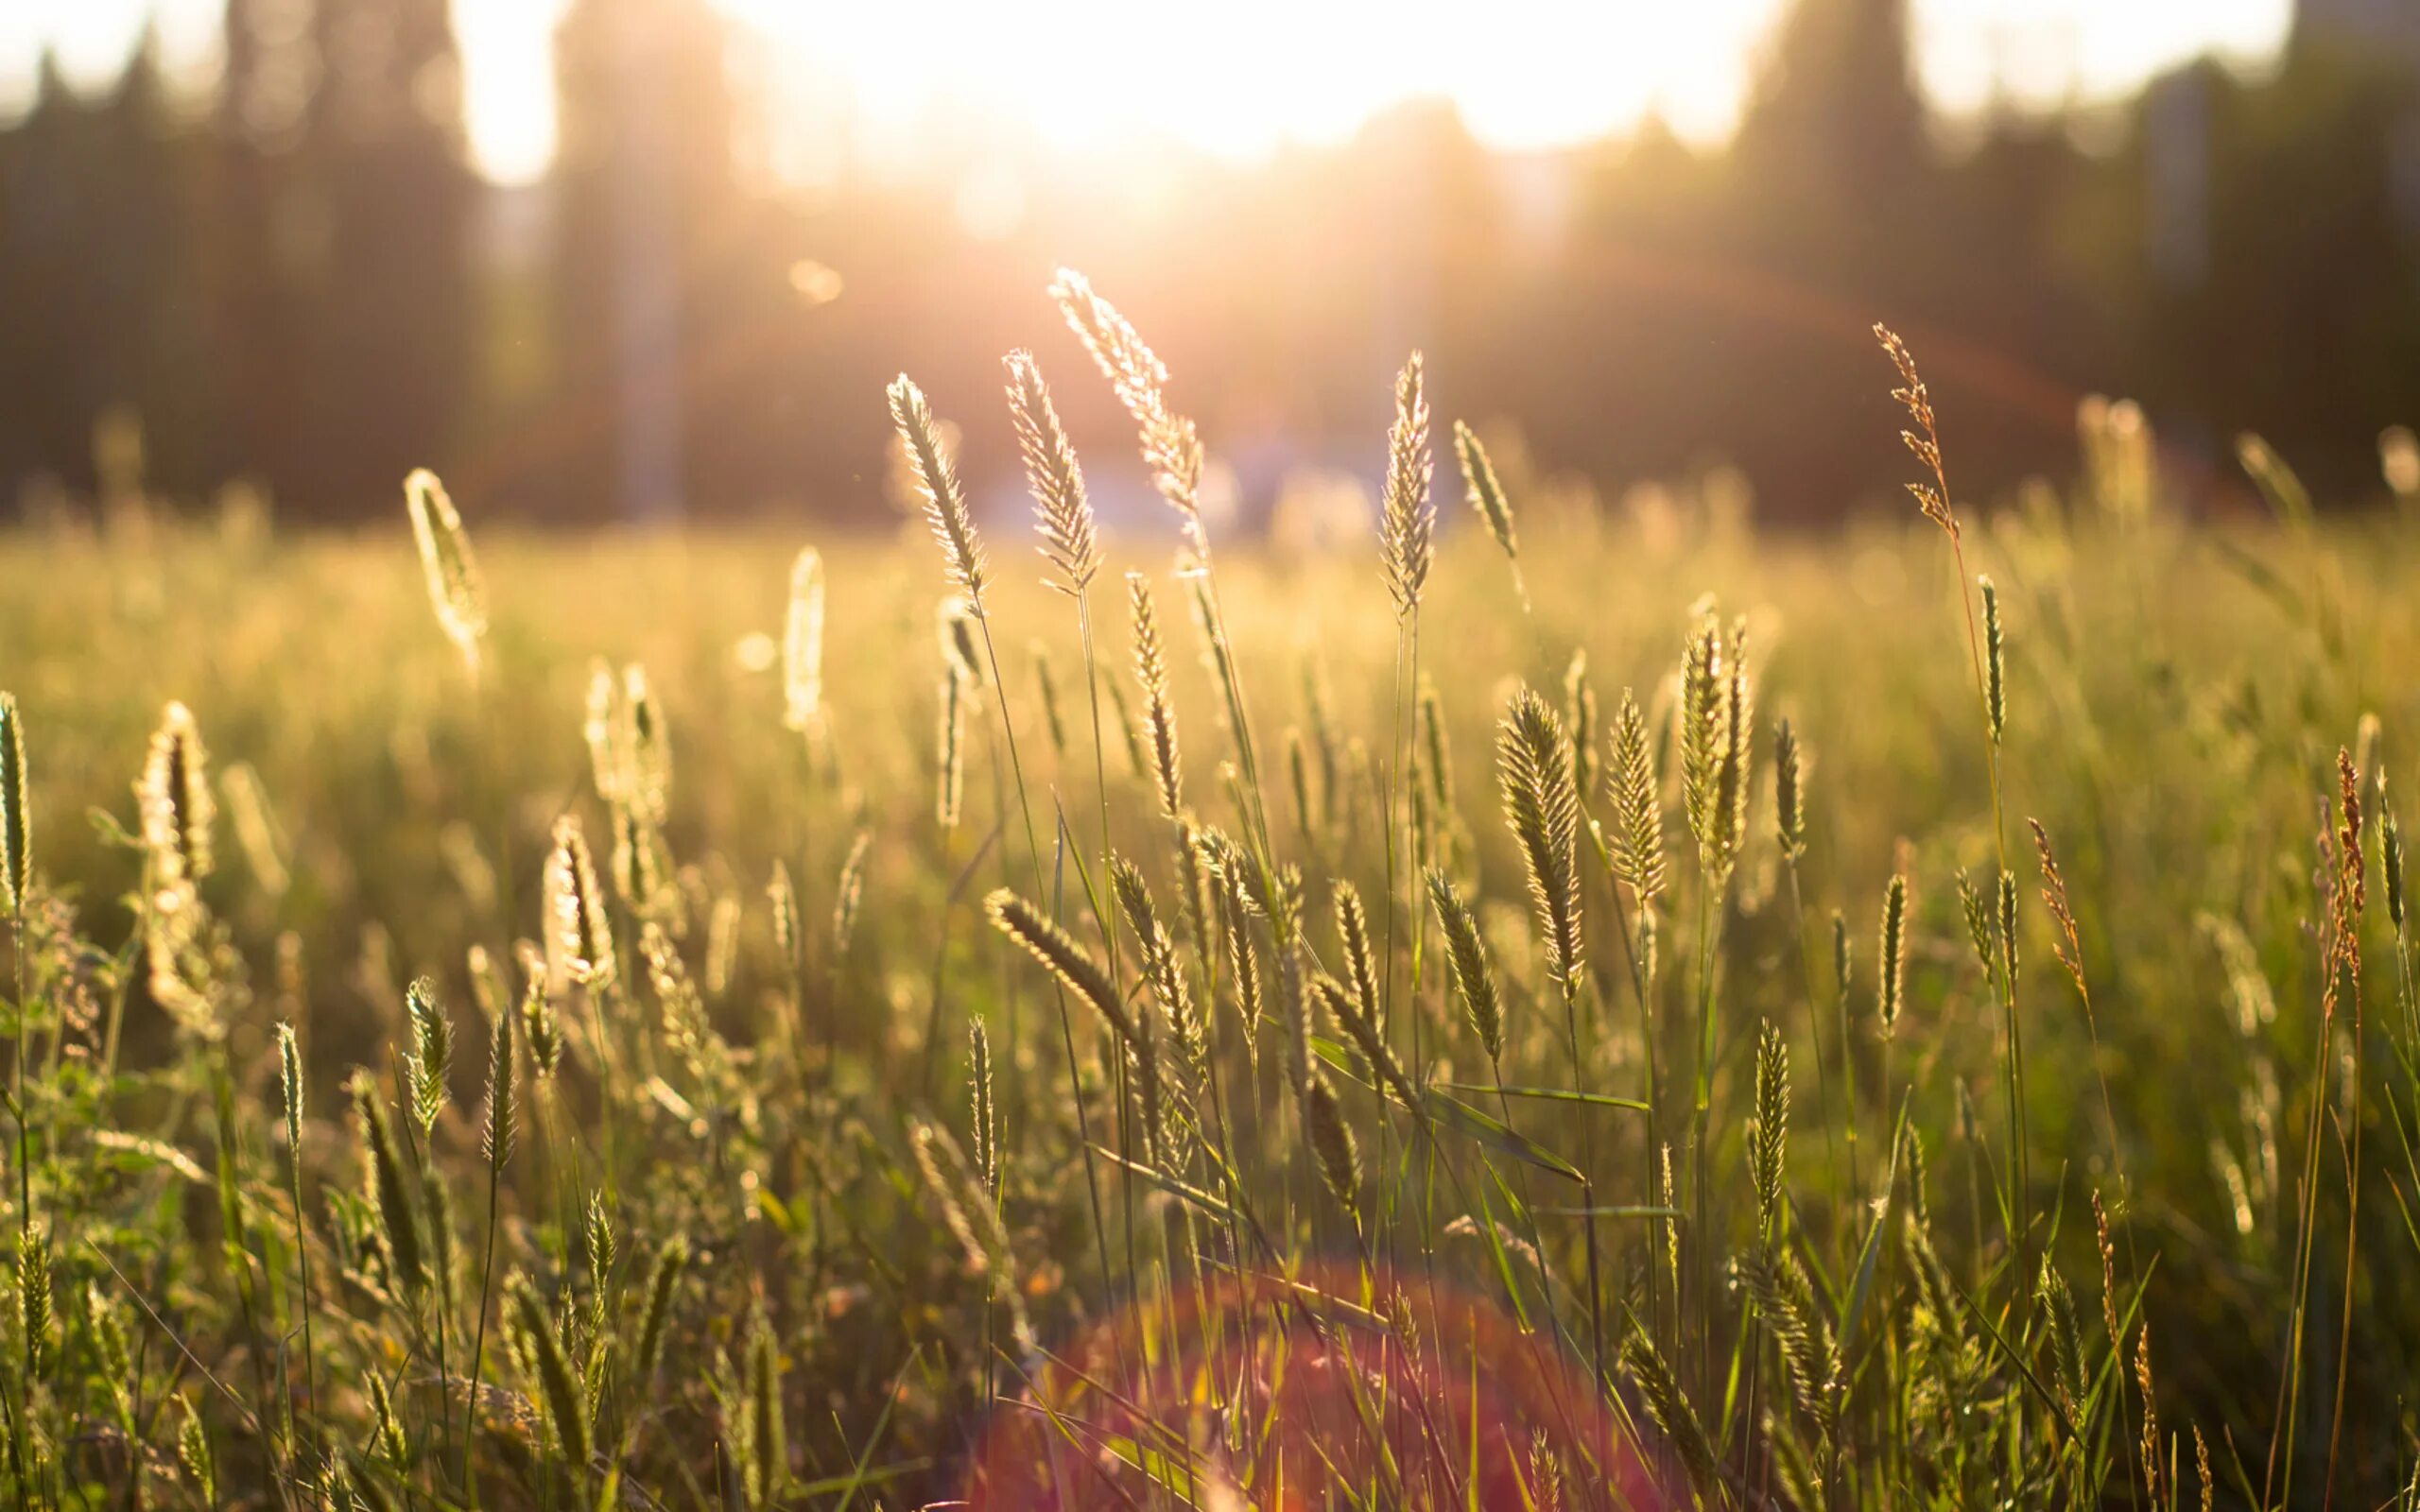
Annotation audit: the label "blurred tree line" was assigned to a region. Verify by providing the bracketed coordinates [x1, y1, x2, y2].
[1, 0, 2416, 527]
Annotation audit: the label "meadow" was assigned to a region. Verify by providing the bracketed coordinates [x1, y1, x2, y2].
[0, 283, 2414, 1508]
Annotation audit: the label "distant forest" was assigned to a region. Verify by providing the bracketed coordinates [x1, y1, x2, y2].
[3, 0, 2418, 526]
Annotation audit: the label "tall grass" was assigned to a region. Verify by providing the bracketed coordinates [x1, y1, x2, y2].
[0, 284, 2411, 1508]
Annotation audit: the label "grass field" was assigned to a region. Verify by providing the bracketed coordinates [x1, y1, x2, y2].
[0, 301, 2415, 1509]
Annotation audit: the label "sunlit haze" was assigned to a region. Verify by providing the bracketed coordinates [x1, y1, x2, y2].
[6, 0, 2292, 183]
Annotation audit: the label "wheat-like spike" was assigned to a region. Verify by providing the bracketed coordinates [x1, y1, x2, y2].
[542, 815, 616, 994]
[509, 1275, 589, 1466]
[1995, 868, 2021, 988]
[519, 969, 562, 1080]
[1877, 874, 1909, 1040]
[1451, 419, 1519, 565]
[968, 1019, 998, 1196]
[1711, 644, 1754, 872]
[1047, 269, 1206, 543]
[2381, 798, 2406, 932]
[1497, 688, 1582, 987]
[1332, 882, 1382, 1034]
[1313, 971, 1416, 1111]
[2036, 1260, 2085, 1419]
[481, 988, 515, 1170]
[1302, 1072, 1360, 1216]
[781, 546, 825, 733]
[2135, 1324, 2164, 1505]
[832, 832, 871, 954]
[276, 1021, 304, 1155]
[1003, 350, 1101, 594]
[1528, 1433, 1564, 1512]
[403, 468, 489, 673]
[175, 1397, 213, 1501]
[642, 919, 726, 1088]
[1832, 910, 1852, 1007]
[1211, 836, 1265, 1057]
[13, 1227, 47, 1381]
[1111, 856, 1203, 1080]
[936, 660, 968, 832]
[1623, 1331, 1719, 1499]
[0, 692, 26, 913]
[1031, 643, 1069, 758]
[607, 801, 666, 915]
[743, 1305, 785, 1507]
[1738, 1250, 1840, 1435]
[1379, 351, 1433, 614]
[1749, 1018, 1789, 1242]
[909, 1120, 1035, 1351]
[1564, 650, 1599, 796]
[1872, 324, 1959, 538]
[1773, 716, 1806, 861]
[221, 760, 290, 898]
[583, 1193, 616, 1301]
[621, 662, 672, 825]
[2030, 816, 2085, 995]
[2339, 746, 2366, 917]
[1958, 870, 1995, 980]
[1607, 689, 1667, 904]
[141, 700, 216, 885]
[766, 859, 797, 962]
[1679, 617, 1726, 856]
[405, 976, 453, 1136]
[1127, 572, 1184, 818]
[937, 596, 985, 689]
[1426, 869, 1503, 1060]
[888, 374, 988, 609]
[352, 1073, 426, 1293]
[583, 659, 631, 807]
[984, 889, 1137, 1044]
[631, 1236, 688, 1386]
[1980, 575, 2006, 746]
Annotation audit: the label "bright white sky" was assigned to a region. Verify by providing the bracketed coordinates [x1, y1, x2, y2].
[5, 0, 2294, 183]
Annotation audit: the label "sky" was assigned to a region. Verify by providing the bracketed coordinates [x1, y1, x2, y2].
[3, 0, 2296, 183]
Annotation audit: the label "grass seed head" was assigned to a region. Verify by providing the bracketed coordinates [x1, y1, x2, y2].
[403, 468, 489, 674]
[1452, 419, 1519, 564]
[1877, 873, 1909, 1039]
[1498, 686, 1583, 988]
[1379, 350, 1434, 614]
[782, 546, 825, 733]
[1004, 349, 1100, 595]
[888, 374, 988, 608]
[0, 692, 26, 913]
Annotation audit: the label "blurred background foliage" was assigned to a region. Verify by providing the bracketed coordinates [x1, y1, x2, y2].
[3, 0, 2419, 530]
